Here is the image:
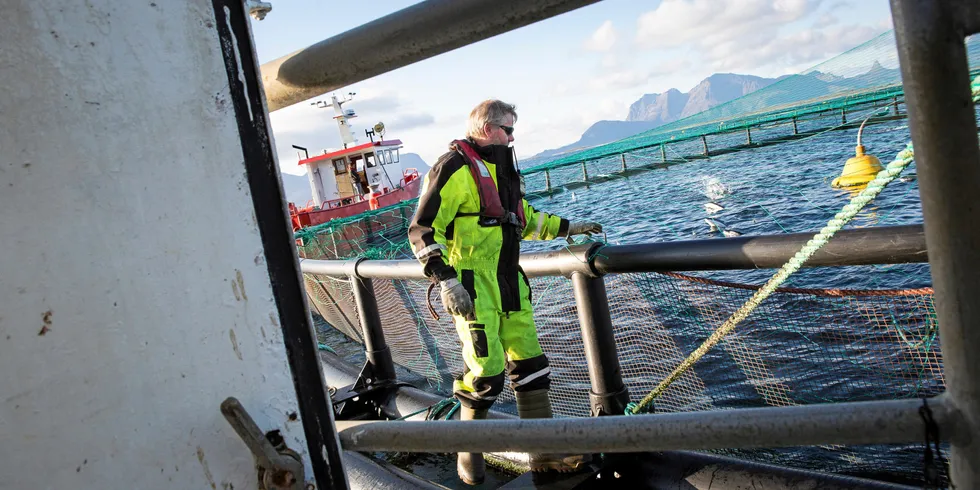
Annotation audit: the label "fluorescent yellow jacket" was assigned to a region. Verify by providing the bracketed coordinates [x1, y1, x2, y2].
[409, 140, 569, 312]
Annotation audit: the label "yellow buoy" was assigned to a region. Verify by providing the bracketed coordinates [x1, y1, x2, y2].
[831, 117, 884, 188]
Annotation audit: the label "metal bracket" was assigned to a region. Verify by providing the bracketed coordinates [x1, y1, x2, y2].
[330, 361, 411, 419]
[589, 386, 631, 417]
[221, 397, 306, 490]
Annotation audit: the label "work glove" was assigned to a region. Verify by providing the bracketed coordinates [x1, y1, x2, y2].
[440, 278, 474, 318]
[567, 222, 603, 237]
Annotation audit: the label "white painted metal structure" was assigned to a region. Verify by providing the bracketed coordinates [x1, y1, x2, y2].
[6, 0, 978, 488]
[1, 2, 320, 488]
[302, 96, 406, 206]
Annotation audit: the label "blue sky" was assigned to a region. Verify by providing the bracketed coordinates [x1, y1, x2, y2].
[250, 0, 895, 176]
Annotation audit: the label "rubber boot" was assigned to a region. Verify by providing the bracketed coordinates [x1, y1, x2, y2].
[515, 389, 591, 473]
[457, 406, 487, 485]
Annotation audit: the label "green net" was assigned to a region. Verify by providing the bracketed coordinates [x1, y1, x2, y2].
[518, 30, 980, 197]
[295, 199, 418, 260]
[296, 192, 944, 486]
[304, 267, 941, 485]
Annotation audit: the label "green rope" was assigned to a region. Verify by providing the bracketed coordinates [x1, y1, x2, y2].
[627, 75, 980, 415]
[317, 342, 336, 354]
[624, 402, 651, 416]
[395, 397, 461, 421]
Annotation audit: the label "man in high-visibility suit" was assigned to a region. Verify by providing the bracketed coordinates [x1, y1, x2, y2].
[409, 100, 602, 485]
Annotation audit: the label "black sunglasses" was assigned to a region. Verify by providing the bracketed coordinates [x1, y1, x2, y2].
[498, 124, 514, 136]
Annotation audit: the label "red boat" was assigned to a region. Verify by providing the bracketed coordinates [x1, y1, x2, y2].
[288, 93, 423, 232]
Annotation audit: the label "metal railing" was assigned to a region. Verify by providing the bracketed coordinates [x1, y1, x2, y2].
[890, 1, 980, 486]
[253, 0, 980, 487]
[298, 223, 964, 467]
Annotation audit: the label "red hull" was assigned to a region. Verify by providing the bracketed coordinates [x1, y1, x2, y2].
[292, 176, 422, 230]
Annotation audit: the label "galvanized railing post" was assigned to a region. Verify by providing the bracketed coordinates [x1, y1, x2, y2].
[348, 261, 397, 382]
[567, 244, 630, 416]
[891, 0, 980, 487]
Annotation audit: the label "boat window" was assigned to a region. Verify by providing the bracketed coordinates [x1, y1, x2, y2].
[332, 158, 347, 174]
[379, 150, 389, 165]
[365, 153, 377, 168]
[391, 148, 400, 163]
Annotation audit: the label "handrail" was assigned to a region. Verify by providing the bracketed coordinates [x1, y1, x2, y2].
[298, 224, 928, 279]
[260, 0, 601, 112]
[332, 396, 958, 454]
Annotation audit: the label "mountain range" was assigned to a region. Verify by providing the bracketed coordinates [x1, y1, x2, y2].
[523, 73, 782, 164]
[523, 63, 902, 166]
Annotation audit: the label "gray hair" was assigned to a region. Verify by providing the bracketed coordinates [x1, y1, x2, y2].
[466, 99, 517, 139]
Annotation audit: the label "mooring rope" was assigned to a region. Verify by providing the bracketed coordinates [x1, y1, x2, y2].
[627, 75, 980, 415]
[395, 397, 461, 421]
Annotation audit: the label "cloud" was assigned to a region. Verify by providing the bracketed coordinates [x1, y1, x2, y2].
[388, 113, 436, 131]
[636, 0, 819, 50]
[588, 70, 649, 91]
[584, 20, 618, 52]
[633, 0, 889, 75]
[585, 58, 694, 92]
[813, 13, 837, 29]
[600, 53, 620, 69]
[826, 0, 854, 12]
[595, 98, 629, 122]
[352, 95, 401, 115]
[777, 24, 886, 69]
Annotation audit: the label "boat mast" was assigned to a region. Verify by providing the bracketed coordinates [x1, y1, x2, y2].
[313, 93, 358, 149]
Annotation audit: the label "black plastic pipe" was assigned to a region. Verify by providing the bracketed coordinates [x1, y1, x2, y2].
[594, 224, 927, 274]
[351, 277, 396, 382]
[571, 272, 630, 416]
[299, 225, 929, 279]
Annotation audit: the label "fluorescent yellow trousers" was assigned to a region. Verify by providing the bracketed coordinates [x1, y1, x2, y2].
[451, 267, 551, 409]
